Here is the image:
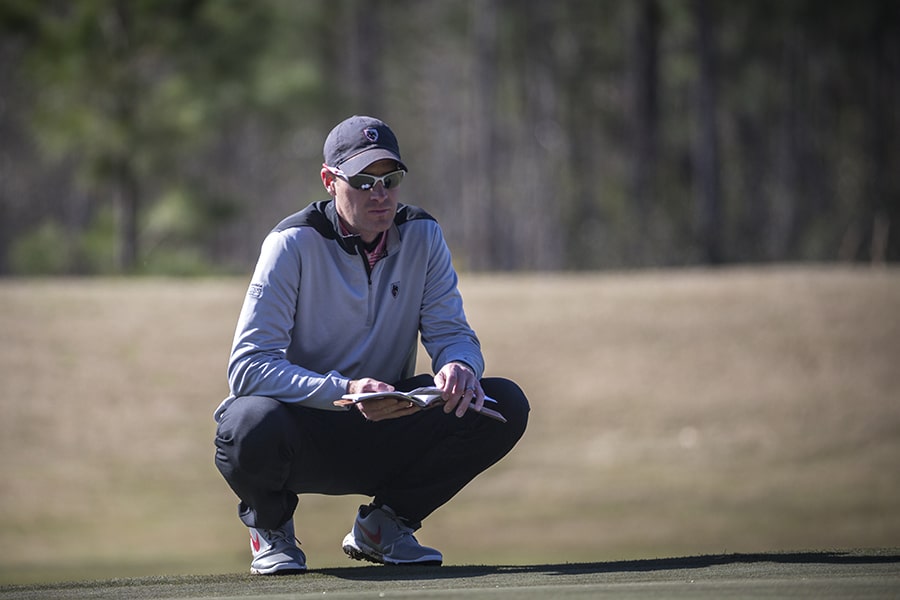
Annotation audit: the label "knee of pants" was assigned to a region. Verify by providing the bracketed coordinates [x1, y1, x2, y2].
[215, 396, 295, 469]
[483, 377, 530, 440]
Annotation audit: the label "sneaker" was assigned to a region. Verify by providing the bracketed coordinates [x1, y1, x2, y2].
[342, 504, 443, 566]
[249, 520, 307, 575]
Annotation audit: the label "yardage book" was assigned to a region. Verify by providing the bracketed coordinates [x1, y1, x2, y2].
[334, 386, 507, 423]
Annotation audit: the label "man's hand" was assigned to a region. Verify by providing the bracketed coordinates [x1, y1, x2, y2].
[347, 377, 419, 422]
[434, 362, 484, 418]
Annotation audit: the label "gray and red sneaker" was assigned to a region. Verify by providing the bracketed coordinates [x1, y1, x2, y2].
[342, 504, 442, 566]
[249, 520, 307, 575]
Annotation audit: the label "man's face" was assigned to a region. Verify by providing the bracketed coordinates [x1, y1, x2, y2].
[322, 159, 401, 244]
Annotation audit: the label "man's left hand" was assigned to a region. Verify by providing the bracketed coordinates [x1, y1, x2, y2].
[434, 362, 484, 418]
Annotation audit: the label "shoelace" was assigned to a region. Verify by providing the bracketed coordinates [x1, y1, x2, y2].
[263, 527, 302, 546]
[394, 522, 419, 543]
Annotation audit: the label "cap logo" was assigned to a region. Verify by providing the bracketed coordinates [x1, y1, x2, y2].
[363, 127, 379, 142]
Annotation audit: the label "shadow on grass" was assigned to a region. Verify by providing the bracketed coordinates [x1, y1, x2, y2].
[316, 550, 900, 582]
[3, 549, 899, 599]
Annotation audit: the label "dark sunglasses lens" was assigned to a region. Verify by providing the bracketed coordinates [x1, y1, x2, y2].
[347, 174, 376, 190]
[383, 171, 404, 189]
[346, 171, 405, 190]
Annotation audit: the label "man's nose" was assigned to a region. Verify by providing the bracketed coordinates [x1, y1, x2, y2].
[370, 182, 388, 199]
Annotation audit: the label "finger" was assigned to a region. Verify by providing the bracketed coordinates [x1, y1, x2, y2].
[473, 385, 485, 412]
[395, 399, 416, 414]
[442, 371, 461, 401]
[433, 370, 446, 390]
[443, 393, 459, 414]
[455, 397, 468, 417]
[350, 378, 394, 395]
[358, 398, 391, 420]
[379, 399, 418, 420]
[455, 384, 478, 418]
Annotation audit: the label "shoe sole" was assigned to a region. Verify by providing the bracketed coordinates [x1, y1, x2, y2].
[342, 542, 442, 566]
[343, 543, 385, 565]
[250, 565, 307, 575]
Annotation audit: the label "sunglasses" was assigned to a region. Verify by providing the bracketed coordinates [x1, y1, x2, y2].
[327, 165, 406, 191]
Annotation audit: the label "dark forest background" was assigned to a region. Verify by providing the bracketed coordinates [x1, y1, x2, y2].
[1, 0, 898, 275]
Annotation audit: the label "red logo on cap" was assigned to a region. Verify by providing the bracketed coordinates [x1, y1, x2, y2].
[364, 127, 379, 142]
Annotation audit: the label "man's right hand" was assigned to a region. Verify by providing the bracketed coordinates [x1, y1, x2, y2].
[347, 377, 394, 396]
[347, 378, 419, 422]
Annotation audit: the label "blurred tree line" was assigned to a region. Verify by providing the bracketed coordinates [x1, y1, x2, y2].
[0, 0, 897, 275]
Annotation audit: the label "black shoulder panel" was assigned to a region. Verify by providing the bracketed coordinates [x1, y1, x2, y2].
[395, 204, 437, 226]
[272, 201, 337, 239]
[269, 201, 435, 256]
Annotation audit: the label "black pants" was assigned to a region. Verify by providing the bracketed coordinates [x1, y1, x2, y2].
[214, 375, 529, 530]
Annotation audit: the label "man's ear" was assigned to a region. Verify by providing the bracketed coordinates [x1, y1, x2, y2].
[320, 165, 336, 196]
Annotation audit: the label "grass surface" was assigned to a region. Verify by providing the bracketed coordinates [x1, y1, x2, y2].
[1, 267, 899, 586]
[2, 550, 899, 599]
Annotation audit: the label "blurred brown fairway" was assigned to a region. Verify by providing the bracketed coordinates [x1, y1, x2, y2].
[1, 268, 898, 584]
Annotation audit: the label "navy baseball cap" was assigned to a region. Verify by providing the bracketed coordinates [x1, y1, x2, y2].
[323, 115, 408, 176]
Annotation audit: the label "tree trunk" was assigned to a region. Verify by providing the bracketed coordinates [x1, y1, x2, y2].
[342, 0, 384, 115]
[111, 0, 140, 272]
[462, 0, 497, 270]
[692, 0, 724, 264]
[866, 12, 896, 264]
[629, 0, 660, 265]
[114, 157, 140, 272]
